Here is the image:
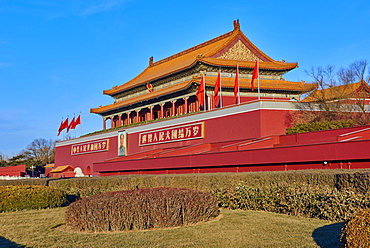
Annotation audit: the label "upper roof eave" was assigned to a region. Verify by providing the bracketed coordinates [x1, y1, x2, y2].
[103, 21, 296, 96]
[92, 78, 317, 115]
[200, 58, 298, 71]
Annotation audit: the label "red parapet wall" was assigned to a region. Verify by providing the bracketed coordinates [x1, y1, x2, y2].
[56, 103, 291, 175]
[93, 138, 370, 175]
[55, 101, 370, 176]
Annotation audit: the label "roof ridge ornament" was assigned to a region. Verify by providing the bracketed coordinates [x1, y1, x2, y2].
[149, 56, 154, 67]
[233, 19, 240, 30]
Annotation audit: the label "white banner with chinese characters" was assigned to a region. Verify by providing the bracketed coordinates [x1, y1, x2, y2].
[139, 122, 204, 146]
[71, 139, 109, 155]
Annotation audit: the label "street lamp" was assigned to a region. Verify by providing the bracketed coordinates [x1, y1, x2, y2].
[30, 165, 35, 177]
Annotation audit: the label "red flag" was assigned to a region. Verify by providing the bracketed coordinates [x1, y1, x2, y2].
[74, 115, 81, 126]
[70, 115, 81, 130]
[234, 64, 239, 97]
[196, 75, 205, 106]
[234, 64, 239, 103]
[57, 118, 69, 136]
[251, 60, 259, 91]
[62, 118, 69, 129]
[67, 117, 75, 132]
[214, 70, 221, 106]
[57, 121, 63, 136]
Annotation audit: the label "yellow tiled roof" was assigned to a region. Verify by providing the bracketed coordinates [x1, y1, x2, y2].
[302, 81, 369, 102]
[44, 163, 54, 168]
[91, 77, 316, 114]
[50, 165, 74, 173]
[103, 23, 298, 96]
[201, 58, 298, 71]
[91, 80, 194, 114]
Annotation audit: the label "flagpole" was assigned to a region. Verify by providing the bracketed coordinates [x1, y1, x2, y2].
[257, 61, 260, 100]
[62, 117, 64, 140]
[80, 112, 82, 137]
[63, 116, 67, 140]
[58, 117, 63, 138]
[237, 64, 240, 104]
[219, 69, 223, 108]
[203, 73, 207, 111]
[73, 113, 76, 138]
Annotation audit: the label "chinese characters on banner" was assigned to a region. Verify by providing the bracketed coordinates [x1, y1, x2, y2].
[139, 122, 204, 146]
[71, 139, 109, 155]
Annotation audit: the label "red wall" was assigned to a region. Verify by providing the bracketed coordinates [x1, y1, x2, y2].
[55, 107, 290, 175]
[0, 164, 26, 176]
[94, 138, 370, 175]
[126, 109, 289, 155]
[54, 137, 119, 175]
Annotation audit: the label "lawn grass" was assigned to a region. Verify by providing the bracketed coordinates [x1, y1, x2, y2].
[0, 207, 342, 248]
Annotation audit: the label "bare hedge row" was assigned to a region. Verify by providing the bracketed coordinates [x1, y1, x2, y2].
[65, 187, 219, 232]
[1, 169, 370, 222]
[215, 183, 370, 222]
[42, 170, 370, 199]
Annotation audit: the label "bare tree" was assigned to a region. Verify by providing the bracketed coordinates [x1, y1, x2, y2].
[288, 60, 370, 128]
[23, 138, 55, 165]
[305, 65, 337, 89]
[304, 65, 348, 117]
[351, 60, 368, 81]
[337, 66, 356, 85]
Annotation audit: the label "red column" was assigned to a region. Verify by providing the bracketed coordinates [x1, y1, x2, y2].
[118, 115, 122, 126]
[128, 112, 131, 124]
[160, 104, 164, 118]
[136, 110, 140, 123]
[111, 117, 114, 128]
[184, 97, 188, 114]
[150, 106, 153, 121]
[210, 95, 214, 110]
[123, 113, 128, 125]
[171, 100, 176, 116]
[103, 118, 106, 130]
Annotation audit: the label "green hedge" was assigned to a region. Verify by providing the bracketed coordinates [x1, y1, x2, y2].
[2, 170, 370, 222]
[341, 209, 370, 247]
[65, 187, 219, 232]
[286, 120, 354, 134]
[0, 185, 66, 212]
[0, 178, 49, 187]
[47, 170, 344, 199]
[215, 183, 369, 222]
[335, 172, 370, 194]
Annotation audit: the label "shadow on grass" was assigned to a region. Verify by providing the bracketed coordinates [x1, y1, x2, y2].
[0, 236, 26, 248]
[312, 222, 344, 248]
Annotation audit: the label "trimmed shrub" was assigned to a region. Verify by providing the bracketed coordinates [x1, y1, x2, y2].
[215, 183, 370, 222]
[0, 178, 49, 186]
[286, 119, 354, 134]
[341, 209, 370, 248]
[0, 185, 66, 212]
[49, 170, 343, 199]
[65, 187, 219, 232]
[335, 172, 370, 194]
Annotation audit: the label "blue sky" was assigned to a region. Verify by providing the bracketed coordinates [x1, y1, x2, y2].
[1, 0, 369, 157]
